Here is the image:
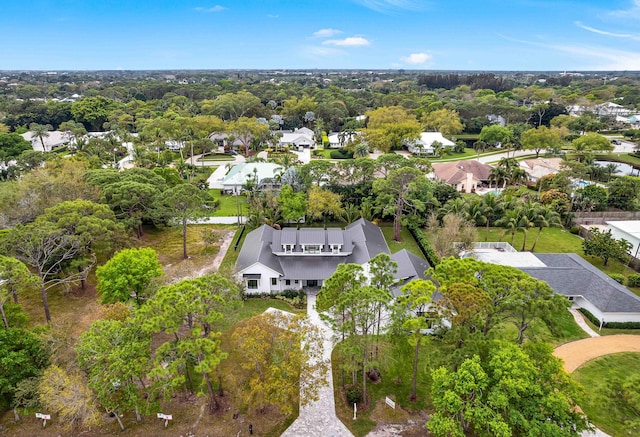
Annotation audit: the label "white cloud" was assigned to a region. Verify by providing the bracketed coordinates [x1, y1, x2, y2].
[352, 0, 424, 13]
[305, 46, 347, 57]
[267, 14, 279, 18]
[609, 0, 640, 18]
[314, 28, 342, 38]
[322, 37, 371, 47]
[195, 5, 227, 12]
[574, 21, 640, 40]
[401, 52, 431, 64]
[496, 33, 640, 70]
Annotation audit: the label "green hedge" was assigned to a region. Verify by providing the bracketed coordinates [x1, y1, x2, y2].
[330, 148, 353, 159]
[609, 273, 625, 284]
[628, 274, 640, 287]
[407, 223, 440, 266]
[579, 307, 640, 330]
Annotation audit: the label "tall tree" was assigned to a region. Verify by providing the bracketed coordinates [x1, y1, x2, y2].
[28, 123, 52, 152]
[77, 319, 153, 429]
[520, 125, 562, 158]
[373, 167, 434, 241]
[163, 184, 215, 259]
[231, 312, 327, 415]
[277, 184, 307, 223]
[397, 279, 436, 401]
[421, 108, 464, 136]
[362, 106, 421, 153]
[140, 274, 239, 414]
[0, 256, 37, 329]
[428, 342, 589, 437]
[306, 186, 342, 224]
[582, 228, 632, 266]
[5, 222, 93, 323]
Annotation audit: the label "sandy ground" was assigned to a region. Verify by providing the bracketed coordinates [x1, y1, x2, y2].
[553, 335, 640, 373]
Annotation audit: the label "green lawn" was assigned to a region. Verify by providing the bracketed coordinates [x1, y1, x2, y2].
[572, 353, 640, 436]
[198, 153, 235, 161]
[379, 223, 425, 259]
[209, 190, 247, 216]
[482, 226, 583, 253]
[218, 226, 246, 276]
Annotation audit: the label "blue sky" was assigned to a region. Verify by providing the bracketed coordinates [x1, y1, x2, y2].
[1, 0, 640, 71]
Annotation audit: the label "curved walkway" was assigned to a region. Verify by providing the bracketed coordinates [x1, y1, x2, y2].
[569, 308, 600, 338]
[281, 293, 354, 437]
[554, 335, 640, 373]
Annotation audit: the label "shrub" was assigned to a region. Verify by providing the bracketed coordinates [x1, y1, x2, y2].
[609, 273, 625, 284]
[346, 387, 362, 404]
[580, 307, 640, 329]
[628, 274, 640, 287]
[330, 148, 353, 159]
[407, 223, 440, 266]
[570, 226, 580, 235]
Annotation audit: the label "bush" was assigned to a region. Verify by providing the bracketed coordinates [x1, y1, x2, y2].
[628, 274, 640, 287]
[407, 223, 440, 266]
[346, 386, 362, 404]
[609, 273, 625, 284]
[330, 148, 353, 159]
[580, 307, 640, 329]
[570, 226, 580, 235]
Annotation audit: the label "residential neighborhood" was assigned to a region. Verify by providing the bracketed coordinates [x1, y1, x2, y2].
[3, 63, 640, 437]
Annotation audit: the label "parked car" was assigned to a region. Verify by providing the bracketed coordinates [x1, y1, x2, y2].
[611, 139, 622, 145]
[225, 150, 238, 155]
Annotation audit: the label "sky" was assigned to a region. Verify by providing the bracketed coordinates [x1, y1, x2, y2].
[1, 0, 640, 71]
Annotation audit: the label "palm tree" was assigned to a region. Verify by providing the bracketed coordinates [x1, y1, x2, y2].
[465, 198, 487, 227]
[605, 163, 619, 182]
[29, 123, 52, 152]
[354, 143, 369, 158]
[341, 203, 361, 224]
[481, 193, 503, 241]
[496, 209, 522, 246]
[489, 166, 509, 188]
[439, 197, 467, 220]
[530, 206, 561, 252]
[518, 202, 537, 251]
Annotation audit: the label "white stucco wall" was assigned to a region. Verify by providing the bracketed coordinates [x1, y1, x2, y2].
[237, 263, 282, 295]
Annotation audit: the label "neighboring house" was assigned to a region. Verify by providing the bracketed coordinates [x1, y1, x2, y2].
[606, 221, 640, 259]
[486, 114, 506, 126]
[208, 132, 247, 151]
[21, 130, 69, 152]
[406, 132, 455, 156]
[569, 102, 634, 118]
[278, 127, 315, 149]
[235, 218, 429, 294]
[431, 160, 493, 193]
[466, 242, 640, 324]
[328, 132, 360, 148]
[519, 157, 564, 183]
[221, 162, 283, 194]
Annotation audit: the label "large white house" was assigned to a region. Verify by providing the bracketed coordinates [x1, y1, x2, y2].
[221, 162, 282, 194]
[235, 219, 429, 295]
[405, 132, 455, 156]
[607, 221, 640, 259]
[277, 127, 315, 149]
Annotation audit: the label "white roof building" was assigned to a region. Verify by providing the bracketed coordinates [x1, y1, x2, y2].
[406, 132, 455, 155]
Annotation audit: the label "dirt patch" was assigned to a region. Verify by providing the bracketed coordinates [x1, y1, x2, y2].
[554, 334, 640, 373]
[365, 407, 431, 437]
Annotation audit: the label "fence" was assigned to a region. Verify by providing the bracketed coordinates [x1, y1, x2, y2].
[573, 211, 640, 225]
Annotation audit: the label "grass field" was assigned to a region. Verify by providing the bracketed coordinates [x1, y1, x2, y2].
[379, 223, 425, 259]
[572, 353, 640, 436]
[209, 190, 247, 216]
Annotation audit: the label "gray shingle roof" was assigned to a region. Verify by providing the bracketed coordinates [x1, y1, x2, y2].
[521, 253, 640, 314]
[390, 249, 431, 297]
[236, 219, 391, 281]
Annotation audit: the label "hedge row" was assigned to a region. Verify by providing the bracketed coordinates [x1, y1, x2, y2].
[579, 307, 640, 330]
[329, 148, 354, 159]
[407, 223, 440, 266]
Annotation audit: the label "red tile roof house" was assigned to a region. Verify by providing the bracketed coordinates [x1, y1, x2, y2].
[431, 160, 493, 193]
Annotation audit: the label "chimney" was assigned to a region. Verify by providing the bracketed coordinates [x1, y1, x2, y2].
[466, 172, 473, 194]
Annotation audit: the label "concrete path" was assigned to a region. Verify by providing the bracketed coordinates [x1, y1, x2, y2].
[569, 307, 600, 338]
[206, 163, 232, 189]
[554, 335, 640, 373]
[281, 293, 354, 437]
[190, 216, 244, 225]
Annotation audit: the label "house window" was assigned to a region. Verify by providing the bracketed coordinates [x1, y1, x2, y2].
[295, 280, 299, 284]
[286, 279, 291, 286]
[303, 244, 322, 254]
[271, 278, 277, 286]
[331, 244, 341, 254]
[283, 244, 294, 254]
[247, 280, 258, 289]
